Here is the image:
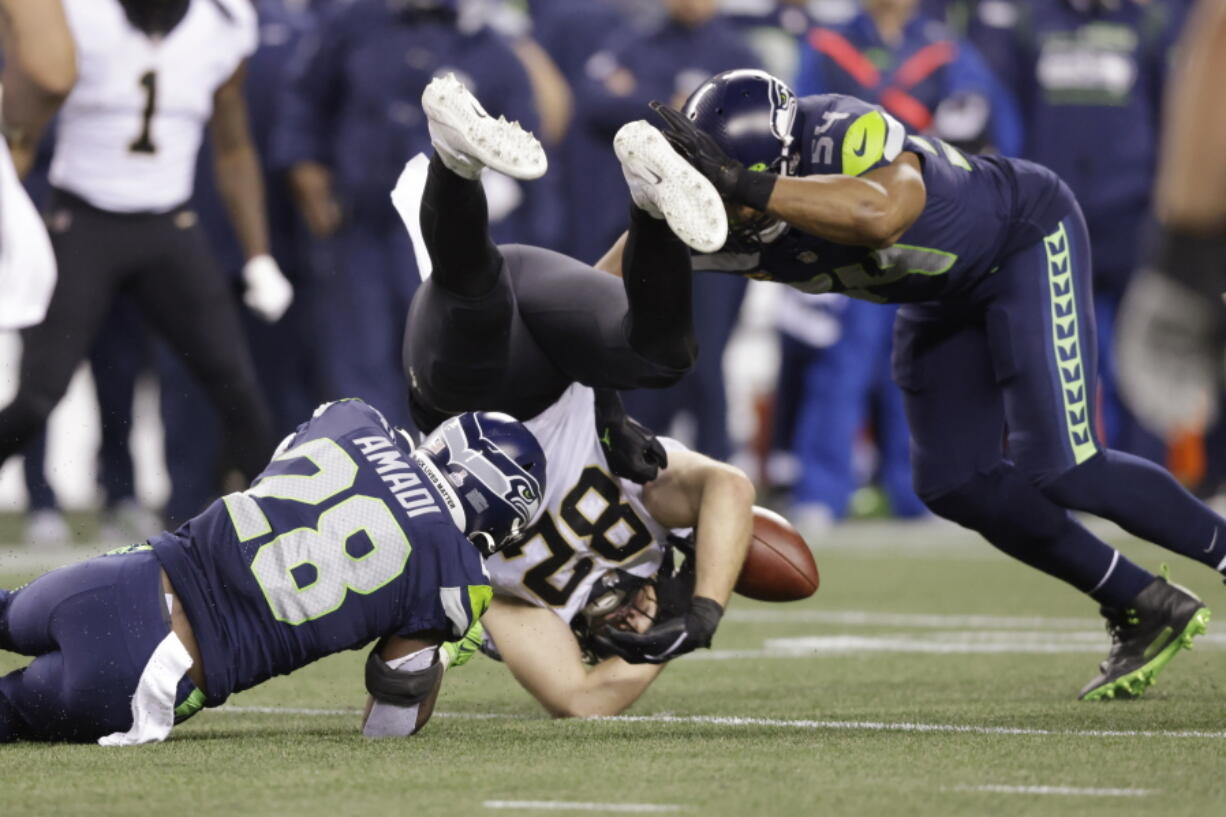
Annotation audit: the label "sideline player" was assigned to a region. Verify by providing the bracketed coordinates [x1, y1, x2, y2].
[0, 0, 291, 483]
[402, 76, 754, 716]
[635, 68, 1225, 701]
[0, 0, 73, 330]
[0, 400, 546, 743]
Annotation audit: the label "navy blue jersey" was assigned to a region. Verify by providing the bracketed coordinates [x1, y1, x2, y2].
[152, 400, 490, 705]
[695, 93, 1066, 304]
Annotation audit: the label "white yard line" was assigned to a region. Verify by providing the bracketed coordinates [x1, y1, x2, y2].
[723, 609, 1101, 629]
[213, 706, 1226, 740]
[483, 801, 683, 813]
[953, 785, 1153, 797]
[696, 630, 1226, 659]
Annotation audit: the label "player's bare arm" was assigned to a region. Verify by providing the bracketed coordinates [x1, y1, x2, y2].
[210, 62, 271, 261]
[0, 0, 76, 175]
[762, 153, 926, 249]
[482, 597, 663, 718]
[640, 449, 755, 608]
[211, 61, 293, 321]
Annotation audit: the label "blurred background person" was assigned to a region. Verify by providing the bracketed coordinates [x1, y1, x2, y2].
[159, 0, 324, 526]
[273, 0, 540, 434]
[0, 0, 289, 533]
[1118, 0, 1226, 502]
[973, 0, 1190, 466]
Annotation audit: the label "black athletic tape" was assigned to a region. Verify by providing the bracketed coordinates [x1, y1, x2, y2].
[364, 649, 444, 706]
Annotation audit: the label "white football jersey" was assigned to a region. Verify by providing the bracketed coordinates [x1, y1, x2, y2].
[0, 141, 56, 329]
[485, 384, 684, 625]
[50, 0, 257, 212]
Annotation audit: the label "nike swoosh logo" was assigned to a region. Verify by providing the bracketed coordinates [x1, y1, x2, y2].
[849, 128, 869, 158]
[1205, 528, 1219, 554]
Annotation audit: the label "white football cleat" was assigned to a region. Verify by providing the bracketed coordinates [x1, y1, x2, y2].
[422, 73, 547, 181]
[614, 120, 728, 254]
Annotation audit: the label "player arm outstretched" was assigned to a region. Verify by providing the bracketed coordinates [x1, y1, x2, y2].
[652, 102, 926, 249]
[360, 631, 447, 738]
[596, 450, 755, 664]
[210, 62, 293, 322]
[482, 596, 665, 719]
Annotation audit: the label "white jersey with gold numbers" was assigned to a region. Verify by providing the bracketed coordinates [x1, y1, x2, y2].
[50, 0, 256, 213]
[486, 384, 683, 624]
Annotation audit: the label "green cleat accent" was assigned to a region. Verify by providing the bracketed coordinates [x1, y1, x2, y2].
[1079, 600, 1210, 702]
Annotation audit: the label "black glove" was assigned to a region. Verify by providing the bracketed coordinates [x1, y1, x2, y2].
[593, 388, 668, 484]
[594, 596, 724, 664]
[651, 101, 777, 212]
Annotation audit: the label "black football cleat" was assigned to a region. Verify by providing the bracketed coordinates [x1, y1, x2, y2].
[1078, 574, 1210, 701]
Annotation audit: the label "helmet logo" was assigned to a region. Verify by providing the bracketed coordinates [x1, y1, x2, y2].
[438, 417, 541, 525]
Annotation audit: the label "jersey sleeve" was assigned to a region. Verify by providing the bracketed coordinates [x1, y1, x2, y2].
[801, 94, 908, 177]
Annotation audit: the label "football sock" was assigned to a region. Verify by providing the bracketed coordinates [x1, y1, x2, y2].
[421, 153, 501, 298]
[622, 205, 696, 371]
[1042, 449, 1226, 577]
[923, 463, 1154, 608]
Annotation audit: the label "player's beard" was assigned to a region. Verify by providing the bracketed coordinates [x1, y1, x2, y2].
[118, 0, 191, 37]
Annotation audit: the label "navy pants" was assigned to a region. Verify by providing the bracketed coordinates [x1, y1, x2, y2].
[895, 197, 1226, 604]
[0, 549, 170, 742]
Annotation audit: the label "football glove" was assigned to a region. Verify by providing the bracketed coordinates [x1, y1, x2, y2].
[242, 254, 294, 322]
[439, 619, 484, 671]
[1116, 228, 1226, 436]
[594, 596, 723, 664]
[651, 102, 777, 212]
[593, 388, 668, 484]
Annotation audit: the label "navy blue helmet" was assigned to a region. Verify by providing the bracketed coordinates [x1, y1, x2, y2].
[683, 69, 800, 249]
[412, 412, 546, 557]
[683, 69, 800, 178]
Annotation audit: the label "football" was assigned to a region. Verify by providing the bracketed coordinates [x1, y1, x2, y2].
[734, 506, 819, 602]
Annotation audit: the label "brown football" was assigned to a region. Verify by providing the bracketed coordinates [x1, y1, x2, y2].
[734, 506, 819, 602]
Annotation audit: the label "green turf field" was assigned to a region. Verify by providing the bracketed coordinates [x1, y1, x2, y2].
[1, 518, 1224, 817]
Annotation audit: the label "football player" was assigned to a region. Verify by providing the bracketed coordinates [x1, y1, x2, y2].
[0, 400, 546, 744]
[0, 0, 291, 485]
[0, 0, 73, 329]
[402, 76, 755, 716]
[628, 68, 1226, 701]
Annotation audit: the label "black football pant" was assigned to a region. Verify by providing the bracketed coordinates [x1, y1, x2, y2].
[0, 191, 275, 482]
[404, 154, 697, 431]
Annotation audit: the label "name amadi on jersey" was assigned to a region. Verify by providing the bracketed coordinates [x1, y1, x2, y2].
[151, 399, 491, 707]
[51, 0, 258, 212]
[485, 384, 684, 625]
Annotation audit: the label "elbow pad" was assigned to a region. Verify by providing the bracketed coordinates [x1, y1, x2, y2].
[362, 647, 444, 738]
[364, 648, 444, 706]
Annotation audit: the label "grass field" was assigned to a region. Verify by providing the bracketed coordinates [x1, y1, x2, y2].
[1, 517, 1224, 817]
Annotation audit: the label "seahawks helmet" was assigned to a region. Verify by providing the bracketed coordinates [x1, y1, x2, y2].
[412, 412, 546, 557]
[683, 69, 800, 250]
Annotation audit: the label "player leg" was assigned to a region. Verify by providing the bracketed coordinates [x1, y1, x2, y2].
[894, 307, 1154, 607]
[0, 195, 123, 465]
[128, 209, 276, 482]
[985, 206, 1213, 698]
[0, 549, 172, 742]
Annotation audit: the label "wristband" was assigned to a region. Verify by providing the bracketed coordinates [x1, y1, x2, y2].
[733, 170, 778, 213]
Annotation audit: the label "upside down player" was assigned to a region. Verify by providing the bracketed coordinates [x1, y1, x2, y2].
[0, 401, 546, 743]
[401, 76, 755, 716]
[626, 68, 1226, 700]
